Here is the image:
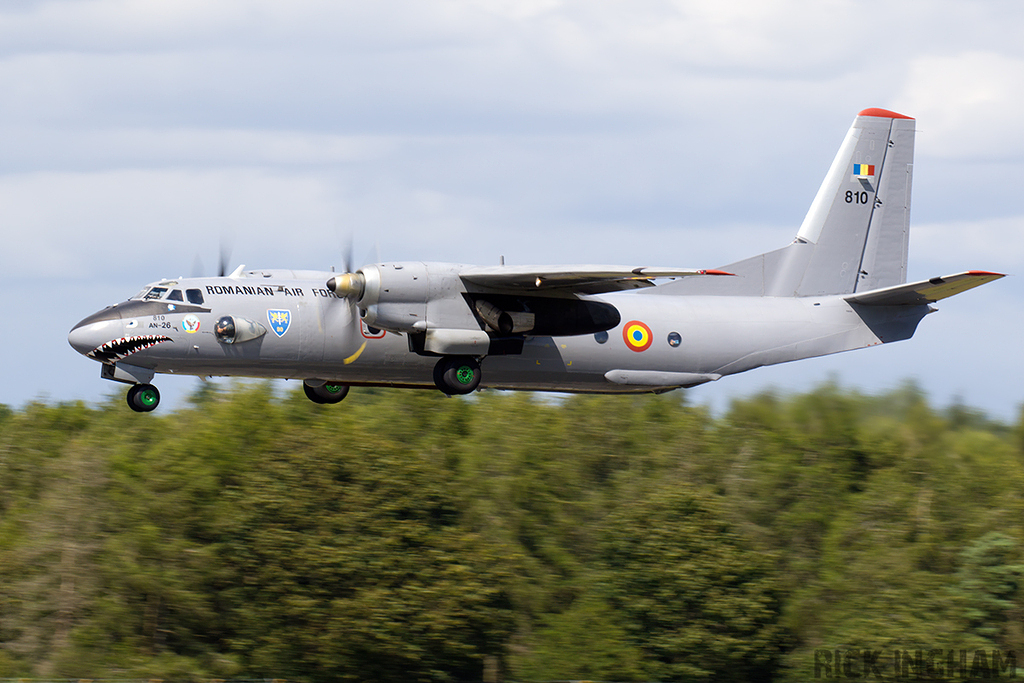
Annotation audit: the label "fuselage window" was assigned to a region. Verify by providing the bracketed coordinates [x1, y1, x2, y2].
[186, 289, 205, 305]
[167, 289, 184, 302]
[143, 287, 168, 300]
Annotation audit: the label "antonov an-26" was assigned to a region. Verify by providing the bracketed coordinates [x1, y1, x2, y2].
[69, 108, 1003, 412]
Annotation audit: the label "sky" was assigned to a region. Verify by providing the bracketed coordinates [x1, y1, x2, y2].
[2, 0, 1022, 419]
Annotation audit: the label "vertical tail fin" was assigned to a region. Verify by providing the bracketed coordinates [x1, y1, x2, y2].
[782, 108, 916, 296]
[689, 109, 917, 298]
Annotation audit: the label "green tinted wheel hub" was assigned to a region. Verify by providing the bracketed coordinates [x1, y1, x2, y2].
[302, 382, 349, 404]
[126, 383, 161, 413]
[433, 356, 481, 395]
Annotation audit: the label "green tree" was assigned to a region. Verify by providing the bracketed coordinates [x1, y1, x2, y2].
[955, 532, 1024, 645]
[225, 419, 517, 681]
[602, 482, 787, 682]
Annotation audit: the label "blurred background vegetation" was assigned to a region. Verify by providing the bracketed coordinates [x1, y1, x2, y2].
[1, 381, 1022, 681]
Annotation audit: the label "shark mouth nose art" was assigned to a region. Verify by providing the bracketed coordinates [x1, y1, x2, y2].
[88, 335, 172, 362]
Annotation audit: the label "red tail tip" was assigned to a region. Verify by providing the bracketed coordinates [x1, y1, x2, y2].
[858, 108, 914, 120]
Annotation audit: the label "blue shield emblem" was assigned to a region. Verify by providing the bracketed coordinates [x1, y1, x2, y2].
[268, 309, 291, 337]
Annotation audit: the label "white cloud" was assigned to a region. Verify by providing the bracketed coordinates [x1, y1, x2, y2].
[912, 217, 1024, 274]
[3, 126, 395, 169]
[898, 52, 1024, 159]
[2, 0, 1023, 417]
[0, 1, 953, 132]
[0, 168, 345, 279]
[0, 0, 482, 55]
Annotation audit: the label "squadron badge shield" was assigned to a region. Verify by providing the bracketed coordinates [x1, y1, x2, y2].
[268, 310, 291, 337]
[182, 314, 201, 334]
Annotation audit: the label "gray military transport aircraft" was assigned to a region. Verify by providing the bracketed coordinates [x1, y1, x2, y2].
[69, 108, 1003, 412]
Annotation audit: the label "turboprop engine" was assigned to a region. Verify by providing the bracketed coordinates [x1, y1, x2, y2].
[326, 262, 620, 356]
[328, 262, 491, 355]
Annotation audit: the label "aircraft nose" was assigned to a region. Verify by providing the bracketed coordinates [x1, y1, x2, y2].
[68, 316, 121, 357]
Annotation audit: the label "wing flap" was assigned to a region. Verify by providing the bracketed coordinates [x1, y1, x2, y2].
[460, 265, 732, 293]
[845, 271, 1005, 306]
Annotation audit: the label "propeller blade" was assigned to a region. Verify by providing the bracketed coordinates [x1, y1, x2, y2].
[218, 233, 235, 278]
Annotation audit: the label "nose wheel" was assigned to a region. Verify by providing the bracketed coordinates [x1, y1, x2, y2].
[127, 383, 160, 412]
[433, 356, 481, 395]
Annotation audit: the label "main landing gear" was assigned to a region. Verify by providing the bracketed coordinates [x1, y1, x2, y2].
[433, 356, 481, 395]
[126, 383, 160, 412]
[303, 382, 350, 404]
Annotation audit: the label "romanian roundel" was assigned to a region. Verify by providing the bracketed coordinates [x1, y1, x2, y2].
[622, 320, 653, 352]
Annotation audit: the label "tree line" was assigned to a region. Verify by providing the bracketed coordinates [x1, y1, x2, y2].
[1, 381, 1022, 681]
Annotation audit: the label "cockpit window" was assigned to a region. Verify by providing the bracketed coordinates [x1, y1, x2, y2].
[186, 289, 204, 305]
[167, 289, 184, 302]
[143, 287, 168, 300]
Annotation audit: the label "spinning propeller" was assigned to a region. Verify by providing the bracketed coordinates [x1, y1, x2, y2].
[191, 240, 233, 278]
[323, 239, 371, 365]
[326, 238, 366, 301]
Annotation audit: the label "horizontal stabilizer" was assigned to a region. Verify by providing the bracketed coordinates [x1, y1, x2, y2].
[845, 271, 1004, 306]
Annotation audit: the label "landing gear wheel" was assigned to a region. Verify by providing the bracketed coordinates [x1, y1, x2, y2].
[433, 356, 481, 395]
[303, 382, 350, 404]
[127, 383, 160, 412]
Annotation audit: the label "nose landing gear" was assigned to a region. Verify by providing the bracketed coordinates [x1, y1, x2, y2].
[126, 383, 160, 412]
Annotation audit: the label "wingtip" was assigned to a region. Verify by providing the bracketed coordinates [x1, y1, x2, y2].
[698, 269, 736, 276]
[858, 107, 914, 120]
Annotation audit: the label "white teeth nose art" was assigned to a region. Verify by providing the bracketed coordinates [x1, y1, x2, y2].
[86, 335, 173, 362]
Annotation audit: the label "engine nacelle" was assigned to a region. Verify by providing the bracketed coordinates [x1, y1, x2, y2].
[355, 263, 432, 333]
[327, 262, 621, 355]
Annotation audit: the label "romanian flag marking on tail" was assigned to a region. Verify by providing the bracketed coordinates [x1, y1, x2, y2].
[853, 163, 875, 178]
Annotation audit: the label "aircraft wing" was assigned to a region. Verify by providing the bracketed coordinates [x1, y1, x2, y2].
[845, 271, 1005, 306]
[460, 265, 732, 294]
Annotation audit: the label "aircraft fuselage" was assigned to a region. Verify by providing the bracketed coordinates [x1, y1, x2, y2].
[68, 109, 1002, 411]
[68, 266, 927, 397]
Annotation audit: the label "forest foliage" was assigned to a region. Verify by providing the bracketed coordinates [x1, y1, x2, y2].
[1, 381, 1023, 681]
